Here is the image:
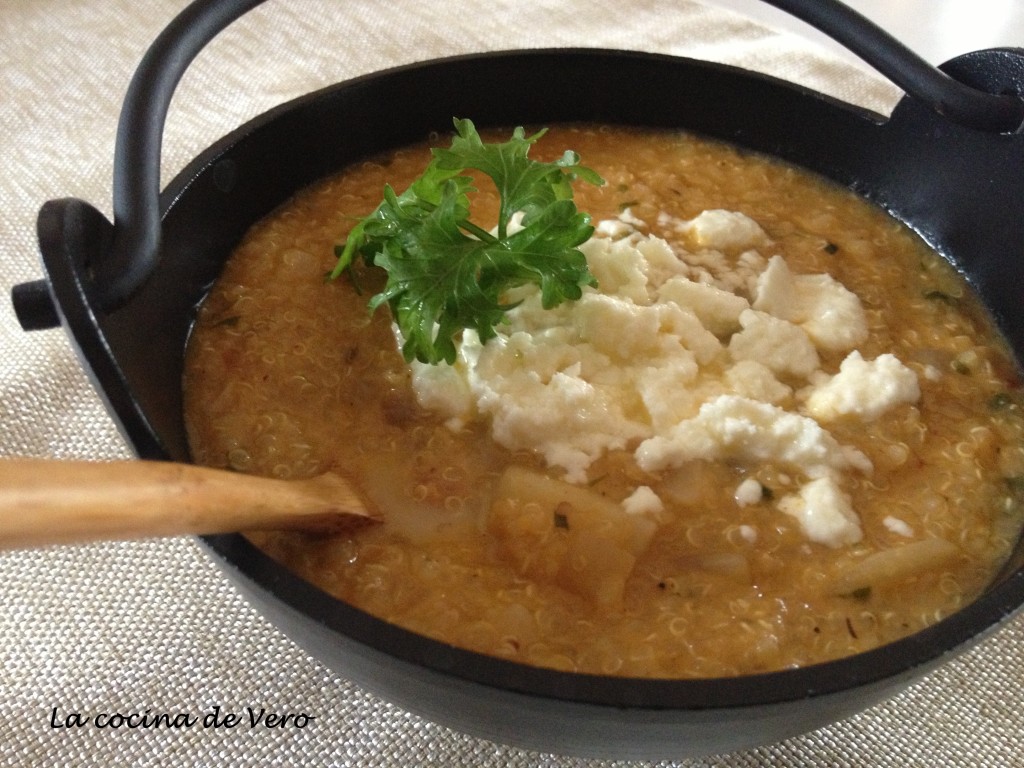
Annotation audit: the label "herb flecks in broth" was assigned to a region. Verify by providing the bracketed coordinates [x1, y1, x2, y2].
[184, 125, 1024, 678]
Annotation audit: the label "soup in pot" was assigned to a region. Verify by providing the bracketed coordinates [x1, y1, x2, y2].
[183, 125, 1024, 678]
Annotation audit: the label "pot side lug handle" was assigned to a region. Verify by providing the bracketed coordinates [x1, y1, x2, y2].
[11, 279, 59, 331]
[11, 198, 115, 332]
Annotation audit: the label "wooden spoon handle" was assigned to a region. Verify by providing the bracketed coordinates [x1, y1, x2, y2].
[0, 458, 376, 550]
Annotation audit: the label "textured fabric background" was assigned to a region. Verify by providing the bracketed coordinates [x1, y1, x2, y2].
[1, 1, 1022, 765]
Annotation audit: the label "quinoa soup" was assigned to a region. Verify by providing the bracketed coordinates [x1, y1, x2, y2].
[183, 125, 1024, 678]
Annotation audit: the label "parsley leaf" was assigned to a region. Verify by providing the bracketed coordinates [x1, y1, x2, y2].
[331, 118, 604, 364]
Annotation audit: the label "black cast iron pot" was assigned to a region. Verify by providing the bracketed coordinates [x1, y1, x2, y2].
[11, 0, 1024, 759]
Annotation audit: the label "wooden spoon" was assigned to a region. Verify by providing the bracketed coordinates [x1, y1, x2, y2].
[0, 457, 379, 550]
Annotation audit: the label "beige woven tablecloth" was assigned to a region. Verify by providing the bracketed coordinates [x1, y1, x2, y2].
[2, 1, 1022, 765]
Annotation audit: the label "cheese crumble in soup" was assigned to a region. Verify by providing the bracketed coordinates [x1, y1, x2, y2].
[184, 126, 1024, 678]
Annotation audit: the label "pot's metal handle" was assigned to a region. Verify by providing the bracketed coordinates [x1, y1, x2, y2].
[11, 0, 1024, 330]
[12, 0, 266, 331]
[766, 0, 1024, 132]
[101, 0, 266, 311]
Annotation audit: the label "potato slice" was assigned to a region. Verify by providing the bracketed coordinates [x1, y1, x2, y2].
[488, 466, 658, 605]
[833, 538, 960, 595]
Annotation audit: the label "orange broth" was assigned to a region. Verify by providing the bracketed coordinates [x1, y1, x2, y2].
[183, 125, 1024, 677]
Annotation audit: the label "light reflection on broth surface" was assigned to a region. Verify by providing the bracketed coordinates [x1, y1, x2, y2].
[184, 125, 1024, 678]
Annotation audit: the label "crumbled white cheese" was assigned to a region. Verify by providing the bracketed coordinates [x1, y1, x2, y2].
[623, 485, 664, 517]
[618, 207, 646, 228]
[735, 477, 764, 507]
[728, 309, 820, 378]
[632, 232, 695, 291]
[575, 293, 721, 365]
[750, 253, 795, 315]
[407, 356, 474, 429]
[635, 355, 703, 431]
[724, 360, 791, 404]
[464, 328, 649, 483]
[778, 476, 863, 547]
[658, 276, 749, 337]
[573, 293, 662, 358]
[753, 255, 868, 351]
[794, 275, 869, 352]
[579, 235, 652, 304]
[883, 515, 915, 537]
[661, 212, 768, 294]
[595, 207, 645, 240]
[679, 209, 768, 252]
[805, 351, 920, 421]
[409, 211, 910, 548]
[596, 218, 634, 239]
[635, 394, 871, 479]
[653, 301, 724, 365]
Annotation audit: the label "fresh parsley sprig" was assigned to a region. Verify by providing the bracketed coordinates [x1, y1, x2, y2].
[330, 118, 604, 365]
